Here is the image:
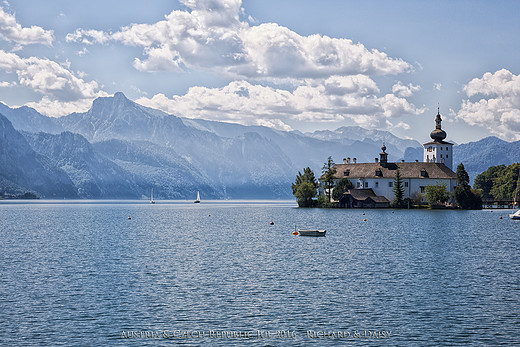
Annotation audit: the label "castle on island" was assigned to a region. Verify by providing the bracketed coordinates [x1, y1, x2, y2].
[319, 109, 457, 208]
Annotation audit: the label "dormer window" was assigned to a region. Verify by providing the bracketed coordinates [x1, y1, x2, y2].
[344, 170, 350, 176]
[421, 169, 428, 177]
[375, 169, 382, 177]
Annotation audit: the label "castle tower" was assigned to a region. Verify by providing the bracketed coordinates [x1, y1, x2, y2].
[379, 143, 388, 167]
[423, 108, 453, 170]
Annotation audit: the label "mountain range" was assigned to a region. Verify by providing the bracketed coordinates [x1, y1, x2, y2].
[1, 93, 518, 199]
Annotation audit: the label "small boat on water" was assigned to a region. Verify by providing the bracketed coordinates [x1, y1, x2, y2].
[194, 191, 200, 203]
[510, 210, 520, 220]
[150, 188, 155, 204]
[298, 229, 326, 237]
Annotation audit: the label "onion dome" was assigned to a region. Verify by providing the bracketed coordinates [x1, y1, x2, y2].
[430, 108, 447, 141]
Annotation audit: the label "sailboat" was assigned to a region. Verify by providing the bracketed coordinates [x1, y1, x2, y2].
[194, 191, 200, 203]
[150, 188, 155, 204]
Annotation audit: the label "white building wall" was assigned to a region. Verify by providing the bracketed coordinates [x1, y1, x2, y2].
[424, 143, 453, 170]
[331, 177, 457, 202]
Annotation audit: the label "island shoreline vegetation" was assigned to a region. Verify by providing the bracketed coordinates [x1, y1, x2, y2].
[292, 158, 519, 210]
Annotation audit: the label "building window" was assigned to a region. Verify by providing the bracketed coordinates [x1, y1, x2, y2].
[344, 170, 350, 176]
[446, 154, 448, 158]
[420, 186, 425, 193]
[440, 147, 443, 150]
[375, 182, 379, 188]
[389, 182, 393, 187]
[440, 154, 443, 158]
[364, 182, 368, 188]
[404, 182, 409, 187]
[356, 182, 360, 188]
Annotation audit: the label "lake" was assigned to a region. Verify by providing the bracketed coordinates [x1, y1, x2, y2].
[0, 200, 519, 346]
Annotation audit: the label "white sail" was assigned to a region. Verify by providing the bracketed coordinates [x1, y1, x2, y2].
[194, 191, 200, 203]
[150, 188, 155, 204]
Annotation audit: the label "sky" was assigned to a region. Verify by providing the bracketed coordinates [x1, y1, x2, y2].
[0, 0, 519, 144]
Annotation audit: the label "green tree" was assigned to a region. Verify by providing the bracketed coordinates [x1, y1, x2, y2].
[454, 163, 482, 209]
[332, 178, 354, 201]
[292, 167, 318, 207]
[391, 169, 405, 208]
[322, 156, 336, 202]
[490, 163, 520, 201]
[424, 182, 450, 208]
[474, 163, 520, 201]
[474, 165, 506, 199]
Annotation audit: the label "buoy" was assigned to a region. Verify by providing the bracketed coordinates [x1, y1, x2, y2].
[270, 221, 274, 225]
[392, 211, 394, 213]
[362, 213, 365, 215]
[128, 217, 131, 220]
[363, 218, 367, 221]
[292, 231, 298, 235]
[499, 216, 502, 219]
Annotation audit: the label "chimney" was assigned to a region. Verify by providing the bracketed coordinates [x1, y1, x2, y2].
[353, 158, 357, 164]
[343, 158, 347, 164]
[347, 157, 351, 164]
[375, 158, 379, 163]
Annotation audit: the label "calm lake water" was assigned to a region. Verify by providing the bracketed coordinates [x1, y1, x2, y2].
[0, 200, 519, 346]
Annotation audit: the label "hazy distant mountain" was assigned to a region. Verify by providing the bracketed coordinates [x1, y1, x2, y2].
[0, 102, 63, 134]
[1, 93, 518, 199]
[306, 126, 422, 159]
[92, 139, 222, 199]
[23, 131, 140, 198]
[454, 136, 520, 182]
[0, 114, 76, 198]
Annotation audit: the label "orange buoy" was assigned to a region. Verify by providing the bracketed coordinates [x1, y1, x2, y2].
[292, 231, 298, 235]
[363, 218, 367, 221]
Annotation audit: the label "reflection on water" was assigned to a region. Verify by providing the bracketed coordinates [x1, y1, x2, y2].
[0, 201, 519, 345]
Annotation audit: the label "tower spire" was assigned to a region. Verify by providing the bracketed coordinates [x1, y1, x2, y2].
[431, 107, 446, 140]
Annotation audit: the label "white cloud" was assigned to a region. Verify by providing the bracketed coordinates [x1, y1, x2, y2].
[391, 81, 421, 98]
[457, 69, 520, 141]
[0, 6, 53, 46]
[0, 50, 100, 101]
[136, 76, 423, 130]
[0, 80, 14, 87]
[394, 121, 411, 130]
[25, 96, 105, 118]
[65, 28, 110, 45]
[77, 47, 88, 56]
[66, 0, 410, 80]
[0, 49, 108, 116]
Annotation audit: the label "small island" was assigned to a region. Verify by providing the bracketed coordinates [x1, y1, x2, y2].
[292, 109, 516, 210]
